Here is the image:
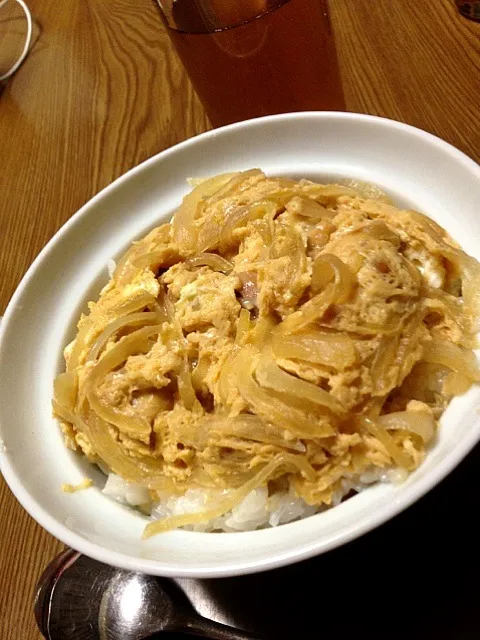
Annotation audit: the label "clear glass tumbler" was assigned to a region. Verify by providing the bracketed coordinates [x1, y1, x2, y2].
[154, 0, 345, 127]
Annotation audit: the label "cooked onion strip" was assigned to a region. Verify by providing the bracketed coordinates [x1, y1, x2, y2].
[235, 309, 251, 346]
[442, 371, 472, 395]
[142, 455, 285, 537]
[173, 172, 238, 252]
[67, 292, 156, 371]
[202, 414, 305, 452]
[85, 412, 166, 488]
[86, 326, 161, 441]
[358, 416, 414, 469]
[89, 325, 161, 384]
[185, 253, 233, 274]
[178, 356, 199, 411]
[276, 283, 336, 334]
[220, 201, 276, 249]
[256, 349, 345, 414]
[132, 250, 176, 270]
[272, 330, 356, 369]
[87, 312, 159, 362]
[337, 179, 393, 204]
[235, 346, 334, 438]
[377, 411, 435, 444]
[54, 371, 78, 412]
[311, 254, 356, 301]
[191, 355, 210, 393]
[285, 196, 332, 219]
[422, 340, 480, 380]
[195, 170, 264, 252]
[445, 249, 480, 323]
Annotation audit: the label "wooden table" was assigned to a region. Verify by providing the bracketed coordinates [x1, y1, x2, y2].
[0, 1, 479, 637]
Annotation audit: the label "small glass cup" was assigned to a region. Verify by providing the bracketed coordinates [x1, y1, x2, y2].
[153, 0, 345, 128]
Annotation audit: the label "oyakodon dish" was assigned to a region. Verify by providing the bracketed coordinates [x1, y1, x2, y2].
[53, 170, 480, 537]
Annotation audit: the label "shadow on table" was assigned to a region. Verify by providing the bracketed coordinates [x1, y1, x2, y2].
[179, 443, 480, 640]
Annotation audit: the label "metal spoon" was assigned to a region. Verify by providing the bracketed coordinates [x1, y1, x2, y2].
[34, 549, 263, 639]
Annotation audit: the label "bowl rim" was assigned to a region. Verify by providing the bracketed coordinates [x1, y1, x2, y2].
[1, 111, 480, 578]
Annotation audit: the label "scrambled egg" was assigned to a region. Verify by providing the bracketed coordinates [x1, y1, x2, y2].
[54, 170, 480, 529]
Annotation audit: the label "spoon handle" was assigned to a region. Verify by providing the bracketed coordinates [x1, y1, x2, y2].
[179, 615, 264, 639]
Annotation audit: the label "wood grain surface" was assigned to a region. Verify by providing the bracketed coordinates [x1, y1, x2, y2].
[0, 1, 479, 638]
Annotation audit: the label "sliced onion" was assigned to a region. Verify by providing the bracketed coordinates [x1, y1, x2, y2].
[53, 371, 78, 412]
[220, 201, 277, 249]
[178, 355, 200, 411]
[369, 309, 428, 397]
[88, 395, 152, 444]
[67, 292, 156, 371]
[89, 325, 161, 383]
[235, 309, 251, 346]
[276, 253, 356, 335]
[216, 346, 238, 407]
[442, 371, 472, 395]
[235, 346, 334, 438]
[132, 249, 179, 270]
[185, 253, 233, 274]
[299, 183, 360, 201]
[250, 315, 277, 347]
[377, 411, 435, 444]
[276, 283, 336, 334]
[191, 354, 210, 393]
[255, 350, 345, 414]
[422, 340, 480, 380]
[207, 169, 263, 204]
[277, 453, 316, 480]
[52, 398, 89, 437]
[272, 329, 356, 369]
[86, 325, 161, 441]
[202, 414, 305, 452]
[356, 220, 400, 244]
[336, 179, 393, 204]
[84, 411, 166, 488]
[398, 362, 448, 404]
[173, 173, 239, 252]
[87, 312, 159, 362]
[445, 248, 480, 324]
[311, 254, 356, 301]
[358, 416, 414, 469]
[195, 170, 265, 252]
[142, 454, 285, 537]
[186, 177, 206, 187]
[112, 224, 173, 284]
[406, 210, 447, 243]
[54, 392, 165, 490]
[369, 334, 400, 396]
[143, 454, 308, 539]
[285, 196, 332, 219]
[461, 256, 480, 321]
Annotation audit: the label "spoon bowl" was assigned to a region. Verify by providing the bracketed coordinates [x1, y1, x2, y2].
[34, 551, 263, 639]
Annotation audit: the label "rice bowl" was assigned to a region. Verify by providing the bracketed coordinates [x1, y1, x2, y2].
[1, 112, 480, 577]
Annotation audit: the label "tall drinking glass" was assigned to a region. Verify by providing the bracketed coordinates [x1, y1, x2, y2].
[154, 0, 345, 127]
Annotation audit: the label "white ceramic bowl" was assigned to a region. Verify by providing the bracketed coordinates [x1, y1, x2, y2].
[1, 112, 480, 578]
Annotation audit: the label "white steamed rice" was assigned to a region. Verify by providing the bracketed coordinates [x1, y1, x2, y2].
[102, 466, 408, 532]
